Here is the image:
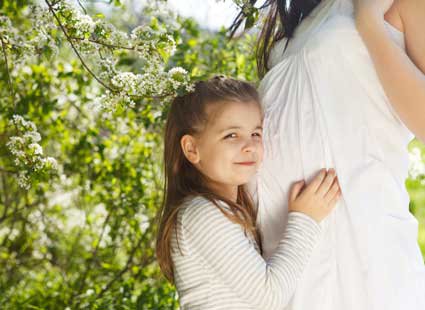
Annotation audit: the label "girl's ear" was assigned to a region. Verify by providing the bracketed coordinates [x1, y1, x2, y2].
[180, 135, 200, 164]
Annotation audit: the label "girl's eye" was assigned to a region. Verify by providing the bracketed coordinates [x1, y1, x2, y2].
[252, 132, 262, 138]
[224, 133, 237, 139]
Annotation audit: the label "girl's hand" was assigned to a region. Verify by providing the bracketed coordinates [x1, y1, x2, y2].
[288, 169, 341, 223]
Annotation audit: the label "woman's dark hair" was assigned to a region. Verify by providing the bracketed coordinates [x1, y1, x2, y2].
[155, 76, 263, 283]
[230, 0, 322, 78]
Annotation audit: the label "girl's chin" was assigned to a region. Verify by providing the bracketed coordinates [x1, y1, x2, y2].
[234, 173, 257, 185]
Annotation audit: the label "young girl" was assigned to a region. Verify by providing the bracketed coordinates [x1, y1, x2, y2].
[155, 76, 341, 309]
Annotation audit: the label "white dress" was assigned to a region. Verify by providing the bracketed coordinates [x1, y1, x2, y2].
[253, 0, 425, 309]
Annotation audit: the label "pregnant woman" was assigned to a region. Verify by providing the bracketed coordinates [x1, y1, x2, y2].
[238, 0, 425, 309]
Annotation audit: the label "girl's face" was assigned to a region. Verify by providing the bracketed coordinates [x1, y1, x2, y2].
[181, 100, 264, 196]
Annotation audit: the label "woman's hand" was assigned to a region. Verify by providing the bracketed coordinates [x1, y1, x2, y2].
[354, 0, 396, 43]
[354, 0, 395, 18]
[354, 0, 425, 143]
[288, 169, 341, 223]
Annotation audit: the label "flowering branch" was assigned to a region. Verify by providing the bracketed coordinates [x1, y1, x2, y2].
[76, 0, 88, 15]
[0, 36, 15, 109]
[45, 0, 117, 93]
[6, 115, 59, 190]
[41, 0, 192, 110]
[69, 35, 162, 56]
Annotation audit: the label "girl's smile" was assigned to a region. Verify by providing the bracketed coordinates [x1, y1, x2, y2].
[234, 161, 257, 165]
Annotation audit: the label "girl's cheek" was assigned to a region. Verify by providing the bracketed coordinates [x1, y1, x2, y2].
[257, 143, 264, 161]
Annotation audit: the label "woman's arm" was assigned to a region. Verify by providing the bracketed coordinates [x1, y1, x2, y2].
[397, 0, 425, 73]
[355, 0, 425, 143]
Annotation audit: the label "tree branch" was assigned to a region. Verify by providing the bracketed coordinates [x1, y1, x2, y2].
[45, 0, 117, 93]
[69, 36, 160, 57]
[0, 36, 16, 110]
[76, 0, 87, 15]
[72, 210, 112, 302]
[0, 167, 17, 174]
[96, 236, 146, 299]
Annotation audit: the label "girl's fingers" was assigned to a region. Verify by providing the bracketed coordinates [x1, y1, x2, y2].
[316, 169, 336, 197]
[324, 178, 340, 202]
[289, 180, 305, 202]
[306, 169, 327, 194]
[327, 190, 341, 209]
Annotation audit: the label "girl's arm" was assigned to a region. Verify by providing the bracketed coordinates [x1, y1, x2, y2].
[179, 170, 338, 309]
[355, 0, 425, 143]
[181, 198, 321, 309]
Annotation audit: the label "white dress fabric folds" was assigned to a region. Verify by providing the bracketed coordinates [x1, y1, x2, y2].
[254, 0, 425, 309]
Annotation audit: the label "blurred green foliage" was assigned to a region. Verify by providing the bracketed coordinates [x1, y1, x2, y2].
[0, 0, 424, 309]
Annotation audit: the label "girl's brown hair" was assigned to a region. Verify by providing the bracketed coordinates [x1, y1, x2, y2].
[156, 76, 263, 283]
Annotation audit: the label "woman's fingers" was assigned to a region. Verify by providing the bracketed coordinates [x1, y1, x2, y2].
[289, 180, 305, 202]
[316, 169, 336, 197]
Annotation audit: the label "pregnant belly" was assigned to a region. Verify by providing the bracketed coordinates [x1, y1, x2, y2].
[257, 9, 424, 310]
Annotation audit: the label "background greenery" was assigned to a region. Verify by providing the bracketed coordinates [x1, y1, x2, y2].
[0, 0, 424, 309]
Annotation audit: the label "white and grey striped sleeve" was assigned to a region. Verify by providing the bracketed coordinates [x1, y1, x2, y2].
[181, 197, 322, 309]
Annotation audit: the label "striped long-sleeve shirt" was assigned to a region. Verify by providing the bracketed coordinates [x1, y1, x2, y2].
[170, 195, 322, 310]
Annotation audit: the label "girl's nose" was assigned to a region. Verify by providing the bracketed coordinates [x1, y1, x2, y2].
[242, 139, 256, 152]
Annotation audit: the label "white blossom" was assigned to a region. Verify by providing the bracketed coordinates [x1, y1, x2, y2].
[32, 249, 44, 260]
[24, 131, 41, 142]
[74, 12, 96, 37]
[409, 147, 425, 180]
[7, 115, 59, 189]
[17, 171, 31, 190]
[29, 143, 43, 155]
[168, 66, 188, 78]
[135, 212, 150, 233]
[0, 16, 12, 34]
[0, 227, 20, 241]
[65, 208, 86, 231]
[85, 289, 95, 296]
[44, 157, 58, 170]
[10, 114, 37, 131]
